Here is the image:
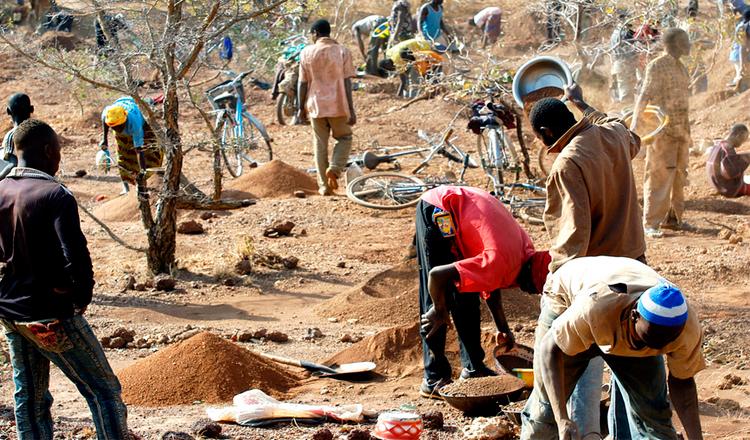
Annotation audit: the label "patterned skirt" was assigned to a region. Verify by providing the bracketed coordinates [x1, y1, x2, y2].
[115, 123, 164, 184]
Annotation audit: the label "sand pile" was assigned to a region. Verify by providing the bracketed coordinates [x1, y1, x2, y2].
[315, 261, 419, 325]
[440, 375, 526, 397]
[325, 323, 497, 378]
[316, 261, 540, 325]
[224, 160, 317, 199]
[118, 332, 300, 406]
[92, 191, 144, 223]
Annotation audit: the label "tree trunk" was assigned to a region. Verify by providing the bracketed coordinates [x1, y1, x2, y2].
[212, 126, 223, 200]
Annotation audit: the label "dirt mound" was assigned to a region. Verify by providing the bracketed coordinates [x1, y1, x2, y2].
[118, 332, 300, 406]
[325, 323, 497, 378]
[316, 261, 540, 325]
[38, 32, 79, 51]
[224, 160, 317, 199]
[92, 191, 143, 222]
[315, 261, 420, 325]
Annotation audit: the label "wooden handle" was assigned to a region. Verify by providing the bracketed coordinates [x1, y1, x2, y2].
[259, 352, 302, 368]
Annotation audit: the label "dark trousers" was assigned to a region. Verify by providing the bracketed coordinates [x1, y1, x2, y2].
[365, 37, 386, 76]
[415, 200, 485, 384]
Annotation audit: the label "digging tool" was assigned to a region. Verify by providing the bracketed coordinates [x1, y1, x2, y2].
[259, 353, 376, 379]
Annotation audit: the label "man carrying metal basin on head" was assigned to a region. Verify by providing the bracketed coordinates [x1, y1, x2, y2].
[513, 56, 647, 439]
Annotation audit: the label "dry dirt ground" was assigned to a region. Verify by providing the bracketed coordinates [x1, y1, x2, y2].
[0, 1, 749, 439]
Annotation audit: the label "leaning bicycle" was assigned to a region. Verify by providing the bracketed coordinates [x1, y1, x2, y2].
[206, 71, 273, 177]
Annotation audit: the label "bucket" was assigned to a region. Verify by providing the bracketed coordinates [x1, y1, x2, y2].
[512, 56, 572, 109]
[372, 412, 423, 440]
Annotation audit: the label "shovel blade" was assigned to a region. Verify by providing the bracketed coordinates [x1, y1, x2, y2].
[318, 361, 377, 377]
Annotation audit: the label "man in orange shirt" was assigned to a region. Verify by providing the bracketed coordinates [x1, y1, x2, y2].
[298, 19, 357, 195]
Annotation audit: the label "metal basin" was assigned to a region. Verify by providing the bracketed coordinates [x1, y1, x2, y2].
[512, 56, 573, 107]
[439, 375, 526, 416]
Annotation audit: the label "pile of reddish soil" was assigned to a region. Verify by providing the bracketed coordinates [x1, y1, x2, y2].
[92, 191, 143, 222]
[325, 323, 497, 378]
[118, 332, 300, 406]
[224, 160, 317, 199]
[315, 261, 419, 325]
[440, 375, 526, 397]
[316, 261, 541, 325]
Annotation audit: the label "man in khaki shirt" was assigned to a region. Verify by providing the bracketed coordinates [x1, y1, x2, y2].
[529, 86, 647, 273]
[631, 28, 692, 238]
[521, 257, 705, 440]
[298, 19, 357, 195]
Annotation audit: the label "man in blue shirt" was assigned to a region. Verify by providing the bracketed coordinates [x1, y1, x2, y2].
[418, 0, 450, 44]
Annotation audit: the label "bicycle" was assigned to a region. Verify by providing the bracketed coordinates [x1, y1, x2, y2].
[206, 71, 273, 178]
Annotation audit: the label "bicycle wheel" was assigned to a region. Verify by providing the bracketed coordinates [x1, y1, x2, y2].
[240, 113, 274, 163]
[275, 93, 294, 126]
[487, 129, 505, 188]
[346, 172, 429, 210]
[503, 182, 546, 225]
[218, 116, 243, 178]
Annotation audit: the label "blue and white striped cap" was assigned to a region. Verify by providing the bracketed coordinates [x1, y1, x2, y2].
[637, 283, 688, 327]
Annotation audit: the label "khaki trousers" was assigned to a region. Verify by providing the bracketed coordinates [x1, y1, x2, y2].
[311, 117, 353, 192]
[643, 129, 690, 228]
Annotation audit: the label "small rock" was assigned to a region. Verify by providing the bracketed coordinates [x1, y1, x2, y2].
[320, 387, 329, 395]
[336, 261, 347, 268]
[234, 259, 252, 275]
[711, 397, 741, 411]
[74, 169, 87, 178]
[177, 220, 205, 235]
[719, 374, 747, 390]
[729, 235, 743, 244]
[190, 418, 222, 438]
[718, 228, 732, 240]
[135, 338, 150, 349]
[293, 190, 307, 199]
[513, 323, 524, 332]
[154, 274, 177, 291]
[100, 336, 111, 348]
[236, 331, 255, 343]
[283, 256, 299, 269]
[421, 410, 444, 430]
[112, 328, 136, 343]
[340, 333, 362, 343]
[222, 278, 238, 287]
[304, 328, 324, 340]
[263, 220, 295, 237]
[311, 428, 333, 440]
[345, 429, 372, 440]
[156, 334, 170, 344]
[134, 283, 147, 292]
[347, 318, 359, 325]
[266, 331, 289, 343]
[199, 212, 216, 221]
[175, 329, 202, 341]
[161, 432, 194, 440]
[253, 328, 268, 339]
[328, 317, 339, 323]
[121, 275, 137, 292]
[109, 337, 128, 349]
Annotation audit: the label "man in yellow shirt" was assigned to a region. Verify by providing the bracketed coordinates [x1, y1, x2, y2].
[379, 38, 443, 97]
[521, 257, 704, 440]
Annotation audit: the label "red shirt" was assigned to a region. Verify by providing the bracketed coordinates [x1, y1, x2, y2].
[421, 186, 535, 297]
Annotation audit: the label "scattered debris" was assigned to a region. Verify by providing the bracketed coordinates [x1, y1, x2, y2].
[263, 220, 296, 237]
[222, 277, 239, 287]
[154, 274, 177, 291]
[421, 411, 444, 430]
[265, 331, 289, 343]
[253, 251, 299, 270]
[200, 212, 217, 221]
[707, 396, 741, 412]
[190, 418, 222, 438]
[74, 169, 87, 178]
[462, 417, 514, 440]
[134, 282, 148, 291]
[344, 428, 372, 440]
[100, 328, 136, 349]
[178, 220, 205, 235]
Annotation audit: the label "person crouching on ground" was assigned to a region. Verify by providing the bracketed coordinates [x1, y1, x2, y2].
[706, 123, 750, 198]
[379, 38, 443, 97]
[521, 256, 704, 440]
[297, 19, 357, 195]
[0, 119, 131, 439]
[468, 7, 502, 48]
[417, 185, 550, 398]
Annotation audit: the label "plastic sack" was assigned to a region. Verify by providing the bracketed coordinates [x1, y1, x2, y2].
[206, 389, 366, 426]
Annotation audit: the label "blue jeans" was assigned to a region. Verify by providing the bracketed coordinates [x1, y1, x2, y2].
[520, 297, 603, 440]
[3, 315, 129, 440]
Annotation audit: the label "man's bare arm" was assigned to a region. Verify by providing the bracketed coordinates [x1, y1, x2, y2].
[668, 374, 703, 439]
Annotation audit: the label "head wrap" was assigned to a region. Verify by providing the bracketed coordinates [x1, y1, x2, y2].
[104, 105, 128, 127]
[637, 283, 688, 327]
